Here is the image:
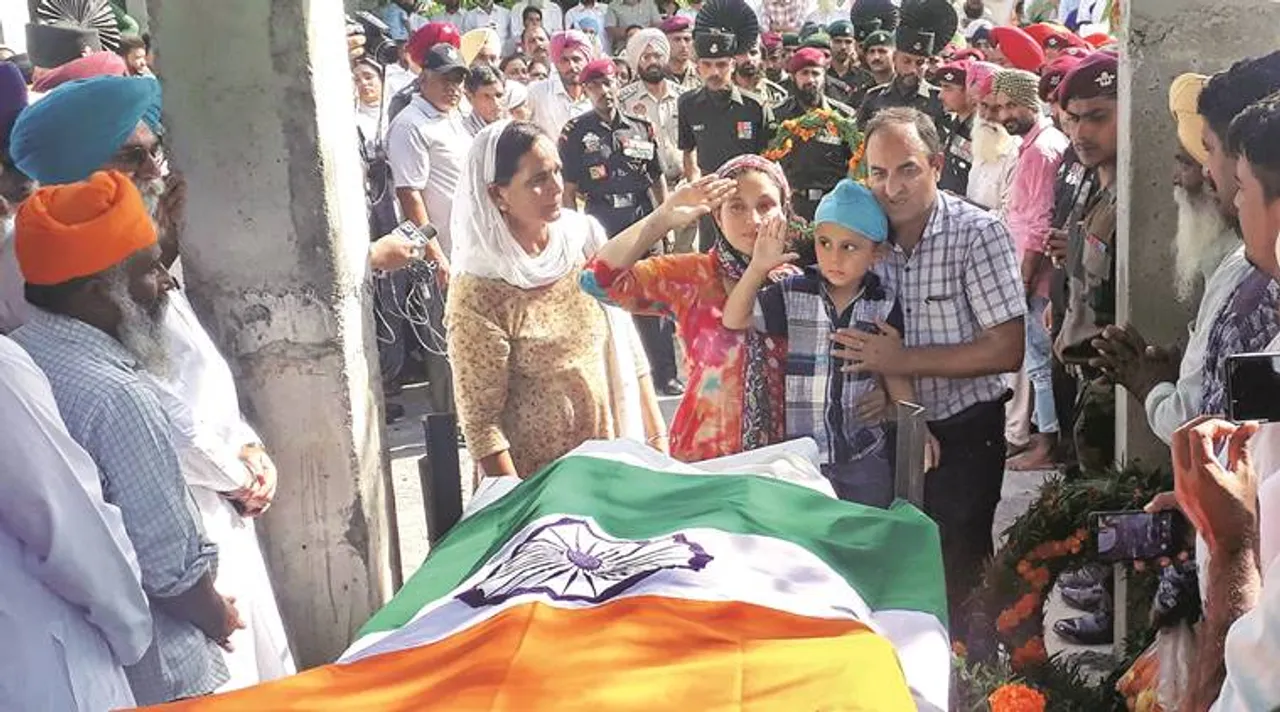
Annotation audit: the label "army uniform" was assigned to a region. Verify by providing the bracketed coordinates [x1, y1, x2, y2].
[1053, 185, 1116, 472]
[830, 64, 878, 109]
[938, 112, 974, 195]
[560, 109, 665, 237]
[773, 94, 858, 222]
[738, 76, 790, 108]
[669, 63, 701, 90]
[856, 78, 947, 132]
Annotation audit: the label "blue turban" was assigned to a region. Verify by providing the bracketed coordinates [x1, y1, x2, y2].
[0, 62, 27, 158]
[10, 75, 162, 185]
[574, 15, 603, 36]
[813, 179, 888, 243]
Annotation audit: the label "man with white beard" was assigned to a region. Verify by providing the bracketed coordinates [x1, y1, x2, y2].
[9, 171, 241, 705]
[8, 74, 297, 692]
[1090, 73, 1250, 445]
[963, 62, 1019, 214]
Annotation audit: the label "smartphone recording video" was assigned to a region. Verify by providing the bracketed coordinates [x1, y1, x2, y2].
[1089, 510, 1181, 563]
[1224, 352, 1280, 422]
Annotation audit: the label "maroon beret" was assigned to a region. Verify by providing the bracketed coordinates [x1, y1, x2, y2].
[1058, 50, 1118, 104]
[787, 47, 827, 74]
[1039, 54, 1085, 103]
[659, 15, 693, 34]
[579, 58, 617, 84]
[933, 60, 968, 86]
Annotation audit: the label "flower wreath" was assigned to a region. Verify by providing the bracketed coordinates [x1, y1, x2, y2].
[954, 464, 1174, 711]
[761, 108, 867, 177]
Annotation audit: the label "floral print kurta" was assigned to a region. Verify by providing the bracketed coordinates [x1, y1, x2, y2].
[582, 252, 785, 462]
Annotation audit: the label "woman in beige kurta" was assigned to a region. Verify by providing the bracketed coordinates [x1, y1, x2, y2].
[446, 120, 665, 478]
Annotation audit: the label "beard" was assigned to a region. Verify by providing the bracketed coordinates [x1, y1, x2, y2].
[134, 177, 167, 220]
[972, 117, 1016, 164]
[106, 269, 172, 378]
[1173, 185, 1236, 302]
[639, 64, 665, 83]
[735, 62, 759, 80]
[796, 83, 822, 106]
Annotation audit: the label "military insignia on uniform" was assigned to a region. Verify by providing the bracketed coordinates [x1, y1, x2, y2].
[913, 40, 923, 51]
[951, 137, 973, 163]
[589, 165, 608, 180]
[583, 132, 601, 152]
[632, 103, 648, 115]
[710, 42, 719, 53]
[1096, 71, 1115, 88]
[736, 121, 753, 139]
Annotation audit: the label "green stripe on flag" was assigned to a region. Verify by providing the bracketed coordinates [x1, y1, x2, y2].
[361, 456, 947, 636]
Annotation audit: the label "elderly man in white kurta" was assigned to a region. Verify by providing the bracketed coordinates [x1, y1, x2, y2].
[0, 335, 153, 711]
[151, 277, 297, 691]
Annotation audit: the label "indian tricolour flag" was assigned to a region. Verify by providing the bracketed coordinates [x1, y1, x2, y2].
[151, 441, 951, 711]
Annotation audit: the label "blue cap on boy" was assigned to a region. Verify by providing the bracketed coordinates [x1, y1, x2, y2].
[813, 179, 889, 243]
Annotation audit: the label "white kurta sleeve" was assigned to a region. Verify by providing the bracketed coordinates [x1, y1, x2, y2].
[0, 338, 153, 665]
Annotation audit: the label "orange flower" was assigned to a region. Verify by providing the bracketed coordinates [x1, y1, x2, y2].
[996, 608, 1019, 634]
[781, 119, 797, 131]
[1014, 593, 1040, 618]
[1031, 567, 1051, 590]
[988, 683, 1047, 712]
[1068, 537, 1083, 554]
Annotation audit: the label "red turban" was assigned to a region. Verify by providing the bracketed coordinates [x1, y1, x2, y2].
[407, 22, 462, 66]
[991, 26, 1046, 72]
[1022, 23, 1061, 47]
[30, 51, 127, 93]
[15, 170, 157, 286]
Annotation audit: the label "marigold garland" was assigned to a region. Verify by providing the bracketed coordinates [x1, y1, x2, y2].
[988, 683, 1047, 712]
[761, 108, 866, 180]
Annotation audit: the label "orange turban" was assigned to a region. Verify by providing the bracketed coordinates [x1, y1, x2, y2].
[16, 170, 157, 286]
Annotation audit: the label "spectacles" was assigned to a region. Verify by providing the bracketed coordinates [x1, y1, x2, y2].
[110, 141, 167, 174]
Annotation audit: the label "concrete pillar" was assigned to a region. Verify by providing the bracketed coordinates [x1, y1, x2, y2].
[147, 0, 398, 666]
[1116, 0, 1280, 467]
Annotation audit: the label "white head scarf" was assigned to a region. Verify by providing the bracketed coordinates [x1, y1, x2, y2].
[451, 120, 589, 289]
[625, 29, 670, 73]
[504, 80, 529, 111]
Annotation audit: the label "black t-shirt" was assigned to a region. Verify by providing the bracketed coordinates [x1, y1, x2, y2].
[772, 96, 857, 219]
[677, 86, 772, 174]
[938, 113, 974, 196]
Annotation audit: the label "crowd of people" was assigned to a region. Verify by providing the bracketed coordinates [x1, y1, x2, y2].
[3, 0, 1280, 709]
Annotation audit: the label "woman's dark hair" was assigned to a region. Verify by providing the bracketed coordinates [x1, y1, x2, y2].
[522, 6, 543, 23]
[352, 56, 384, 78]
[466, 64, 503, 94]
[500, 54, 527, 73]
[1199, 51, 1280, 147]
[493, 121, 546, 187]
[1227, 92, 1280, 202]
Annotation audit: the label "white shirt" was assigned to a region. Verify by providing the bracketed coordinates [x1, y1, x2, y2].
[463, 4, 514, 53]
[507, 0, 565, 41]
[0, 216, 26, 334]
[0, 335, 152, 711]
[356, 100, 388, 156]
[1144, 243, 1251, 444]
[1213, 557, 1280, 711]
[386, 94, 473, 255]
[528, 75, 593, 146]
[430, 8, 468, 28]
[803, 0, 850, 27]
[565, 2, 611, 54]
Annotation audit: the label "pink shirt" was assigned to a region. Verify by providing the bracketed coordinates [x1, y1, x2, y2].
[1005, 117, 1068, 298]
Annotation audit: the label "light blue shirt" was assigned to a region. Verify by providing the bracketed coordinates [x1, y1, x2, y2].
[378, 2, 414, 41]
[11, 310, 225, 705]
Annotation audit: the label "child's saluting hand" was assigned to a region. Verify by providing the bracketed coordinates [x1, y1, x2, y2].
[746, 214, 799, 275]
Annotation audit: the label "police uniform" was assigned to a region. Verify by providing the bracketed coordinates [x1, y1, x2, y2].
[618, 79, 685, 185]
[560, 109, 665, 237]
[774, 94, 858, 222]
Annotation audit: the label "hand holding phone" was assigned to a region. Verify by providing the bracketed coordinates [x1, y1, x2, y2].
[1089, 510, 1185, 562]
[1225, 352, 1280, 422]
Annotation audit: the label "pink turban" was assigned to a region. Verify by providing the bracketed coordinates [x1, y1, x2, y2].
[965, 60, 1001, 98]
[550, 30, 593, 63]
[31, 51, 127, 93]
